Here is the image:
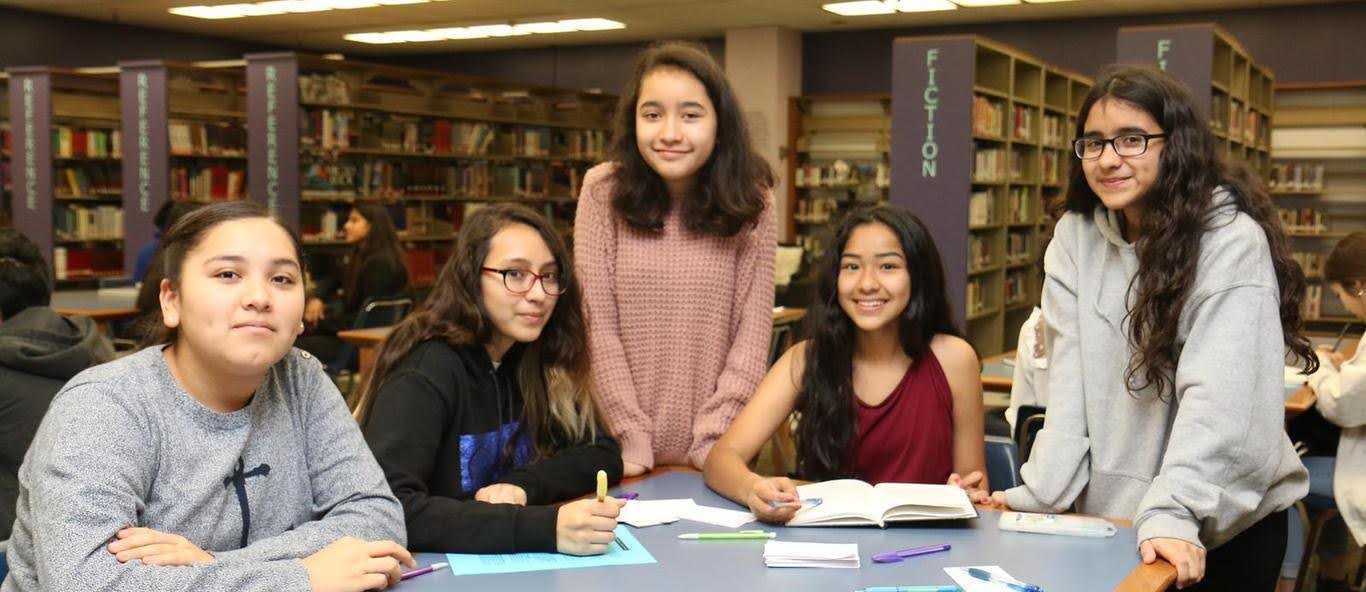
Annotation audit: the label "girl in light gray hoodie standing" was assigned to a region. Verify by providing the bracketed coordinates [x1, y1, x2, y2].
[989, 65, 1317, 590]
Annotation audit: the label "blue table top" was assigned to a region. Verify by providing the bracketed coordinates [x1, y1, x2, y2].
[397, 471, 1141, 592]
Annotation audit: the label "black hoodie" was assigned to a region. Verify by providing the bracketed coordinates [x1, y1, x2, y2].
[0, 306, 114, 539]
[362, 339, 623, 553]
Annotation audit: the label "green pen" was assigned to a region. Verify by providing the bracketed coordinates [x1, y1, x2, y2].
[676, 529, 777, 540]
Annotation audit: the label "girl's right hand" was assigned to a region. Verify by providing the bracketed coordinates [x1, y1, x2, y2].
[556, 497, 625, 556]
[304, 537, 413, 592]
[747, 476, 801, 524]
[984, 491, 1012, 510]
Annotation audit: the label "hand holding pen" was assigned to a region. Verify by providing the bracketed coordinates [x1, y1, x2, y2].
[554, 470, 626, 556]
[745, 475, 802, 524]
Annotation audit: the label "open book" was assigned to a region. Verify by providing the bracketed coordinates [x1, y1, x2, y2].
[787, 479, 977, 527]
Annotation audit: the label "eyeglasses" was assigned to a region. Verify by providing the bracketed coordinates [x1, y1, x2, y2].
[481, 267, 567, 295]
[1073, 133, 1167, 160]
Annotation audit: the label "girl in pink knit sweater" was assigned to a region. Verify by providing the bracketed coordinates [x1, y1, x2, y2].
[574, 41, 776, 475]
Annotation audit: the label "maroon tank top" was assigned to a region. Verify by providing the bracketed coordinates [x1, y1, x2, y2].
[850, 350, 955, 485]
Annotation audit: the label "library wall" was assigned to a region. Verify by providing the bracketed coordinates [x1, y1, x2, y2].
[0, 6, 284, 67]
[803, 1, 1366, 95]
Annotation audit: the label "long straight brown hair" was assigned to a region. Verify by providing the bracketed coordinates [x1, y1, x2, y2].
[352, 204, 602, 458]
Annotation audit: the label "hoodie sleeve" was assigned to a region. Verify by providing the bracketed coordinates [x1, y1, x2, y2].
[1309, 336, 1366, 429]
[496, 425, 623, 505]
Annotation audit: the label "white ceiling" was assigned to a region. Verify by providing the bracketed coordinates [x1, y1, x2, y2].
[0, 0, 1342, 55]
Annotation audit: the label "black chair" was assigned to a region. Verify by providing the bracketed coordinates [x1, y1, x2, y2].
[1013, 405, 1047, 463]
[327, 296, 412, 376]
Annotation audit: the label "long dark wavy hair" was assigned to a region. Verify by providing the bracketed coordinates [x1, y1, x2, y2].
[344, 203, 409, 308]
[792, 206, 963, 481]
[353, 204, 602, 460]
[1064, 65, 1316, 396]
[608, 41, 772, 237]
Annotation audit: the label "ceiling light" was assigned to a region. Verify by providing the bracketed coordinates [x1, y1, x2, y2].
[894, 0, 958, 11]
[1022, 0, 1081, 2]
[169, 0, 447, 19]
[822, 1, 897, 16]
[345, 18, 627, 44]
[952, 0, 1020, 5]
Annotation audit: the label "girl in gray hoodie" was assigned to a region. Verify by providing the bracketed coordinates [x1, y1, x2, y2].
[990, 65, 1317, 590]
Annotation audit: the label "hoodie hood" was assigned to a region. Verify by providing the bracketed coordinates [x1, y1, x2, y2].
[1093, 185, 1238, 249]
[0, 306, 114, 380]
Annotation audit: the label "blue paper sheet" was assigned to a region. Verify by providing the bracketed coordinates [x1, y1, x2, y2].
[444, 525, 656, 576]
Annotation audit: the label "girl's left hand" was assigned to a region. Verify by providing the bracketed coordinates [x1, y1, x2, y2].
[108, 527, 214, 566]
[1317, 345, 1346, 370]
[947, 471, 990, 503]
[475, 483, 528, 505]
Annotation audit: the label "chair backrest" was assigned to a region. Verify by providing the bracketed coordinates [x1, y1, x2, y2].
[984, 435, 1022, 490]
[769, 322, 793, 367]
[354, 297, 413, 329]
[1, 545, 7, 584]
[1015, 408, 1047, 463]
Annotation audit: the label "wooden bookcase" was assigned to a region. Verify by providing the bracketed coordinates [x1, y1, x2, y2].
[1116, 23, 1274, 177]
[785, 94, 890, 262]
[891, 35, 1090, 356]
[7, 67, 126, 286]
[118, 60, 248, 275]
[244, 53, 613, 288]
[1270, 81, 1366, 328]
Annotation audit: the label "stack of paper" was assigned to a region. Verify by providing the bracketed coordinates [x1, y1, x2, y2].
[617, 499, 755, 529]
[762, 540, 860, 568]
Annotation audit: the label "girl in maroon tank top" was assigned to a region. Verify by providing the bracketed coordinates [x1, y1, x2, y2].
[703, 206, 989, 525]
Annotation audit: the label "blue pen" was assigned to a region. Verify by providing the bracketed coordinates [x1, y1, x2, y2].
[769, 497, 823, 509]
[858, 587, 960, 592]
[967, 568, 1042, 592]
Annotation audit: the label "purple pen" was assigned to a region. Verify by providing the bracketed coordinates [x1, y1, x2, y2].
[871, 543, 951, 563]
[617, 491, 640, 501]
[399, 562, 449, 581]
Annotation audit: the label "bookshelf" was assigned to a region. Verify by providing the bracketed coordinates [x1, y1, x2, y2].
[118, 60, 248, 276]
[892, 35, 1091, 355]
[244, 53, 613, 288]
[1270, 81, 1366, 327]
[786, 94, 890, 262]
[1116, 23, 1274, 178]
[6, 67, 125, 285]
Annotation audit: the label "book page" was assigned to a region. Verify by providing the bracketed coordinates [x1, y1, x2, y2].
[787, 479, 877, 526]
[871, 482, 976, 522]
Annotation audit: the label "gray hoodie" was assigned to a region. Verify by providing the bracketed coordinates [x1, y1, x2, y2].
[1005, 188, 1308, 550]
[0, 306, 113, 540]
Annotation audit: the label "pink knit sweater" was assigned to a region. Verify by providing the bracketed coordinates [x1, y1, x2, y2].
[574, 163, 776, 469]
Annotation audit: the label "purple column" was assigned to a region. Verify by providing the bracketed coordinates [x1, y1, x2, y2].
[7, 67, 54, 279]
[119, 60, 169, 275]
[1116, 25, 1215, 122]
[246, 53, 299, 230]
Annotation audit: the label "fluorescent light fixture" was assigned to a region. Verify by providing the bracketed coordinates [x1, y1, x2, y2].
[894, 0, 958, 11]
[169, 0, 447, 19]
[951, 0, 1020, 5]
[1022, 0, 1081, 2]
[346, 18, 627, 44]
[822, 1, 897, 16]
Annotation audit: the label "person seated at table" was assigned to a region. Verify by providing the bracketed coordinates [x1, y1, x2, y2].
[356, 204, 625, 556]
[3, 201, 411, 591]
[297, 203, 409, 368]
[1279, 232, 1366, 592]
[133, 200, 203, 284]
[703, 205, 988, 524]
[0, 228, 115, 541]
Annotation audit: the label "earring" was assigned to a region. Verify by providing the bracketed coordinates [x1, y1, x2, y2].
[298, 321, 306, 331]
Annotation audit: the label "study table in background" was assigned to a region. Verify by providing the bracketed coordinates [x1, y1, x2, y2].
[397, 468, 1166, 592]
[50, 287, 140, 332]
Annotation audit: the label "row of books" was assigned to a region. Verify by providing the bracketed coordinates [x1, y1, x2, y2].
[1006, 230, 1031, 262]
[171, 165, 245, 201]
[969, 190, 995, 226]
[1041, 150, 1064, 185]
[1292, 251, 1325, 278]
[52, 247, 123, 280]
[794, 160, 890, 189]
[1011, 105, 1034, 142]
[54, 204, 123, 241]
[794, 197, 841, 225]
[1278, 208, 1327, 234]
[1042, 113, 1068, 148]
[1303, 284, 1324, 320]
[302, 109, 606, 160]
[1004, 269, 1030, 307]
[55, 165, 121, 197]
[1268, 163, 1326, 192]
[972, 146, 1006, 183]
[301, 159, 587, 200]
[1007, 187, 1032, 224]
[966, 277, 989, 316]
[969, 235, 993, 270]
[54, 127, 121, 159]
[169, 121, 247, 157]
[972, 95, 1005, 138]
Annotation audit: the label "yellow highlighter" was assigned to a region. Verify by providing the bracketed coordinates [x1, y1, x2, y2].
[596, 469, 607, 502]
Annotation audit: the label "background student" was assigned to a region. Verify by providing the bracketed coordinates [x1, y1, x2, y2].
[989, 65, 1316, 590]
[703, 206, 987, 524]
[298, 203, 410, 368]
[575, 41, 777, 475]
[2, 201, 409, 592]
[357, 204, 625, 556]
[1280, 232, 1366, 592]
[0, 228, 114, 541]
